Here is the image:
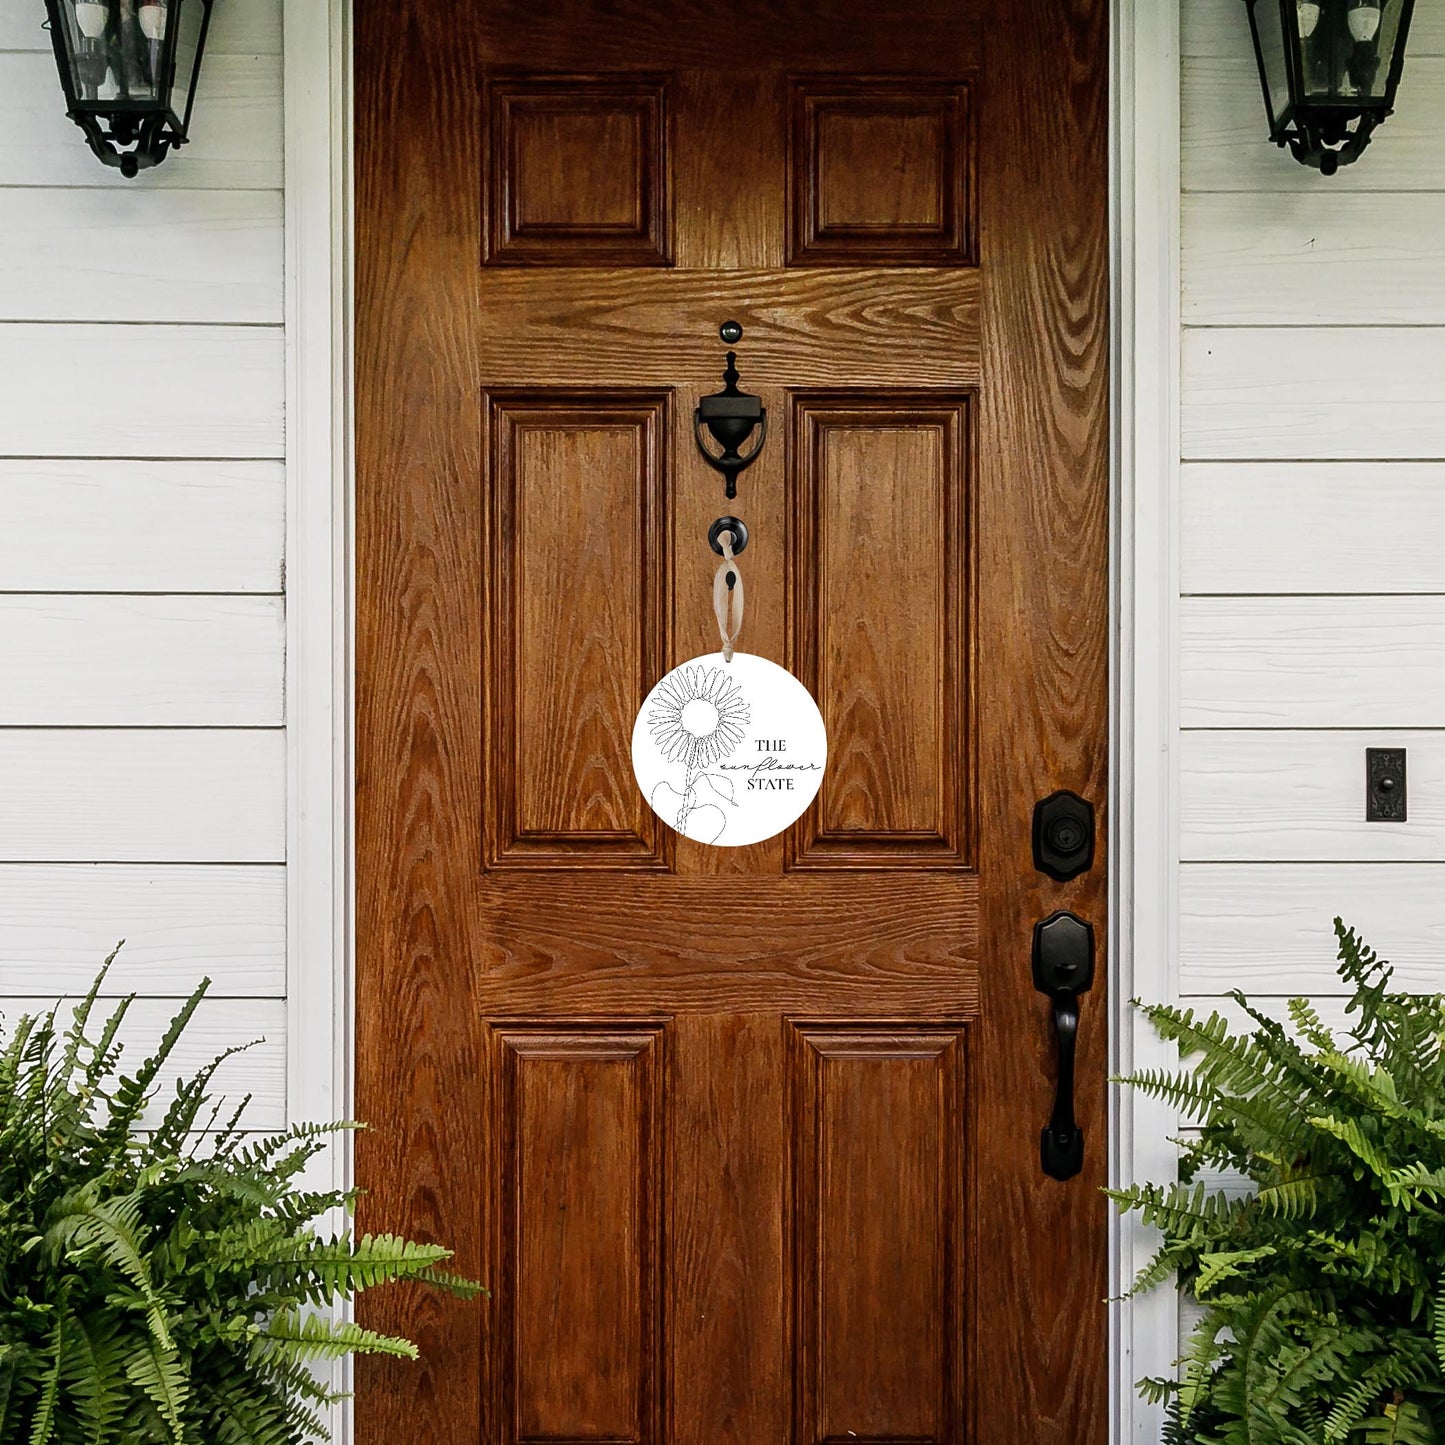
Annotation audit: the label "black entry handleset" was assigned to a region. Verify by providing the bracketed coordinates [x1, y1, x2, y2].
[1031, 791, 1097, 1182]
[696, 326, 1095, 1183]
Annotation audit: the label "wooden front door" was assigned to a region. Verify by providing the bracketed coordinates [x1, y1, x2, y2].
[355, 3, 1109, 1443]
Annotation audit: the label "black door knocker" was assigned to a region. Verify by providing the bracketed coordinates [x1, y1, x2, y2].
[695, 321, 767, 500]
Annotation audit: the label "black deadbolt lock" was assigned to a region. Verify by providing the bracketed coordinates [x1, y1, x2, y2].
[1032, 790, 1095, 882]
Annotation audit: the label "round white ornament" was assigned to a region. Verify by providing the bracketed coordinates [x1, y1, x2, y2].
[632, 651, 828, 847]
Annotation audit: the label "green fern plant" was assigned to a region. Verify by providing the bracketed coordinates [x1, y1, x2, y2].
[1112, 921, 1445, 1444]
[0, 952, 482, 1445]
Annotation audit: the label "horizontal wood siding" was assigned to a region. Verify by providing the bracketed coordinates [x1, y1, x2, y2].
[0, 6, 286, 1121]
[1180, 865, 1445, 996]
[1180, 463, 1445, 595]
[1178, 0, 1445, 1021]
[0, 324, 284, 458]
[1183, 193, 1445, 326]
[1181, 598, 1445, 728]
[0, 461, 284, 592]
[1182, 327, 1445, 460]
[0, 597, 284, 726]
[0, 865, 285, 996]
[0, 190, 284, 324]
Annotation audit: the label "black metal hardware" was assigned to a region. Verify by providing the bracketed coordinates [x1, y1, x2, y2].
[1033, 911, 1095, 1181]
[1032, 790, 1095, 882]
[708, 516, 749, 558]
[1367, 747, 1407, 822]
[1244, 0, 1416, 174]
[695, 324, 767, 501]
[43, 0, 217, 176]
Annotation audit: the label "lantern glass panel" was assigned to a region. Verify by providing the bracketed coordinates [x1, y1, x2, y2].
[171, 0, 207, 129]
[1252, 0, 1292, 128]
[1298, 0, 1403, 104]
[61, 0, 162, 108]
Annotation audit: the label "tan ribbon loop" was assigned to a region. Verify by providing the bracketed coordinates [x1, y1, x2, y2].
[712, 528, 745, 663]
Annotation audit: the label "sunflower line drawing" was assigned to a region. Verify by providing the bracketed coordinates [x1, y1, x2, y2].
[646, 663, 751, 842]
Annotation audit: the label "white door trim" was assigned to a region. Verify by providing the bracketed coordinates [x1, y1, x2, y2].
[1109, 1, 1183, 1440]
[282, 0, 355, 1436]
[286, 3, 1183, 1439]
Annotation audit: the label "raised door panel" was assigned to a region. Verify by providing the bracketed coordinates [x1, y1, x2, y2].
[790, 1024, 969, 1445]
[486, 77, 671, 266]
[789, 394, 972, 868]
[488, 1024, 667, 1445]
[486, 392, 671, 869]
[789, 80, 974, 266]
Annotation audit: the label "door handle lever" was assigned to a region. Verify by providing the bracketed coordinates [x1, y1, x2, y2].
[1032, 911, 1095, 1181]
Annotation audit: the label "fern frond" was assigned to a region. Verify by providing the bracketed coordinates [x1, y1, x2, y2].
[253, 1307, 419, 1363]
[99, 981, 210, 1149]
[44, 1190, 172, 1350]
[1289, 996, 1338, 1051]
[122, 1338, 188, 1442]
[24, 1311, 63, 1445]
[1255, 1175, 1325, 1221]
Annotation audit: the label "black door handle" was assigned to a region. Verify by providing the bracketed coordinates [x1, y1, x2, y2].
[1032, 911, 1095, 1181]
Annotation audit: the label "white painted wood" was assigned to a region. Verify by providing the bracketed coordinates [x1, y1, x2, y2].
[0, 596, 284, 725]
[0, 190, 283, 324]
[284, 0, 351, 1163]
[0, 52, 281, 189]
[1182, 327, 1445, 460]
[1182, 58, 1445, 193]
[1180, 863, 1445, 995]
[0, 996, 286, 1131]
[1181, 462, 1445, 595]
[283, 3, 353, 1430]
[1183, 193, 1445, 327]
[0, 460, 284, 592]
[1182, 0, 1445, 57]
[0, 324, 284, 459]
[0, 729, 285, 862]
[1180, 730, 1445, 862]
[1181, 597, 1445, 728]
[0, 864, 285, 996]
[1111, 0, 1182, 1439]
[0, 0, 282, 52]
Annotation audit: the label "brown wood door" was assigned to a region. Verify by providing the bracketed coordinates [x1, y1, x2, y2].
[355, 4, 1109, 1444]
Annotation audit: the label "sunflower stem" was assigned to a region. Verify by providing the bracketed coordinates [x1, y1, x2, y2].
[677, 765, 701, 834]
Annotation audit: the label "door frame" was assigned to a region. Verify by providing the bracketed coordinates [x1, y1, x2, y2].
[281, 1, 1183, 1438]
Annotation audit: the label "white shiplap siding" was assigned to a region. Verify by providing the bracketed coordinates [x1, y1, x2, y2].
[1179, 3, 1445, 1006]
[0, 4, 286, 1109]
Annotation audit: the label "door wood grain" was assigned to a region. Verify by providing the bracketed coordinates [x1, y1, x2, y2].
[356, 3, 1109, 1442]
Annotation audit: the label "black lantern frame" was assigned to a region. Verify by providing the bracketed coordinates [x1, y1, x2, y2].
[43, 0, 215, 177]
[1244, 0, 1414, 173]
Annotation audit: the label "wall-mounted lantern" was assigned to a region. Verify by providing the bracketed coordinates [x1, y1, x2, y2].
[1244, 0, 1414, 173]
[44, 0, 215, 177]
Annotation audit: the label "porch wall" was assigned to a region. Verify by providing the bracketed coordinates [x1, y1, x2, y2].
[1177, 0, 1445, 1011]
[0, 2, 288, 1125]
